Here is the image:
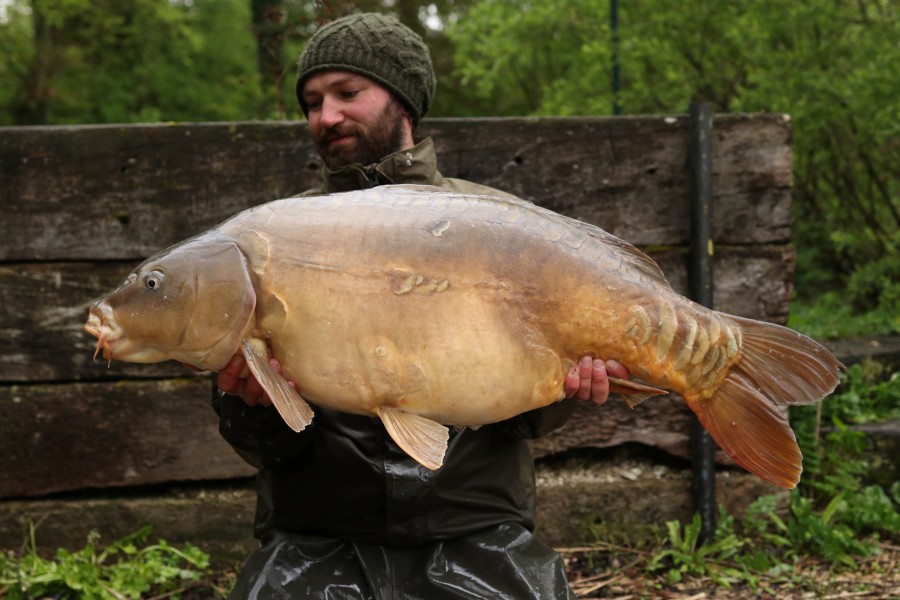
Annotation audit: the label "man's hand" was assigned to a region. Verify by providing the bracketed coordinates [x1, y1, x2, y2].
[215, 353, 296, 408]
[564, 356, 630, 406]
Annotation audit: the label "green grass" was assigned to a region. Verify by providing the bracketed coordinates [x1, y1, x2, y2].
[0, 525, 217, 600]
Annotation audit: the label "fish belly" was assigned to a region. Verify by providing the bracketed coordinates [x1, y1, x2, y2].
[266, 270, 569, 425]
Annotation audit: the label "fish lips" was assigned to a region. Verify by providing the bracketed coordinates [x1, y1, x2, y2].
[84, 302, 123, 361]
[84, 298, 224, 366]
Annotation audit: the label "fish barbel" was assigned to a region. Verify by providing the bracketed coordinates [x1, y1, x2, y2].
[84, 185, 843, 488]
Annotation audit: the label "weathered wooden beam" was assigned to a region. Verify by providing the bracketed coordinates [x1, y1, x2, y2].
[1, 122, 316, 262]
[426, 115, 793, 247]
[532, 394, 699, 461]
[0, 115, 791, 262]
[0, 379, 254, 499]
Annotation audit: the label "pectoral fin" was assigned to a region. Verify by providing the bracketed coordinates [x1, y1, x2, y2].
[608, 376, 668, 408]
[241, 339, 314, 432]
[377, 407, 449, 470]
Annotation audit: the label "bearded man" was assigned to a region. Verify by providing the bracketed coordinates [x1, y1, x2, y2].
[214, 12, 628, 599]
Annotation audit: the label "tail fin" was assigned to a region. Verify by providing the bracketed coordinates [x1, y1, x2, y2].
[685, 317, 843, 489]
[731, 315, 844, 406]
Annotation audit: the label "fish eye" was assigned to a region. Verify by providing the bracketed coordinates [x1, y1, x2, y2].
[143, 270, 165, 291]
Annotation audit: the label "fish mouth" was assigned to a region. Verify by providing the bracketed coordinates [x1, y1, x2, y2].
[84, 302, 121, 361]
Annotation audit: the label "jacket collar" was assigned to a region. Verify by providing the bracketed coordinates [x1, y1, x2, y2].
[318, 137, 440, 193]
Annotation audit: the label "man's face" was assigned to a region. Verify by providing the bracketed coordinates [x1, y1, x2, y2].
[302, 71, 412, 169]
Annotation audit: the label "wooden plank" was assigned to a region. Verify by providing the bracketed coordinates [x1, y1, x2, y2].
[0, 379, 255, 499]
[0, 245, 793, 383]
[0, 485, 258, 564]
[0, 115, 791, 261]
[425, 114, 793, 246]
[533, 395, 698, 461]
[0, 262, 174, 382]
[1, 122, 317, 262]
[651, 245, 795, 323]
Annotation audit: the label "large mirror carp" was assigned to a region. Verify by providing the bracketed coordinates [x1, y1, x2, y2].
[85, 185, 843, 488]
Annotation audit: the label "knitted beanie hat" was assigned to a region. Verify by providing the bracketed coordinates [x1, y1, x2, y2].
[296, 13, 436, 124]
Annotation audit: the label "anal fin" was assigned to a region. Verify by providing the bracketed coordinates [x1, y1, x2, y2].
[241, 340, 314, 432]
[377, 407, 449, 470]
[686, 369, 802, 489]
[608, 376, 668, 408]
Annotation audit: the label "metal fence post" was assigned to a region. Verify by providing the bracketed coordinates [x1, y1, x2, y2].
[689, 101, 717, 544]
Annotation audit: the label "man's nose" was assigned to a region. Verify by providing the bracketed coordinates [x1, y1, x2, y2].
[319, 98, 344, 127]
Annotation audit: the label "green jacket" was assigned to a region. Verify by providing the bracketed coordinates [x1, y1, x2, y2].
[214, 137, 577, 598]
[299, 137, 519, 199]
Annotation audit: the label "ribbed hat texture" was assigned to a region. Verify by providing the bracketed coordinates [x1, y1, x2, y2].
[295, 13, 436, 124]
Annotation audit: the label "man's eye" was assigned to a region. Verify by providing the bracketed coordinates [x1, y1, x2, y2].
[341, 89, 360, 100]
[306, 100, 322, 111]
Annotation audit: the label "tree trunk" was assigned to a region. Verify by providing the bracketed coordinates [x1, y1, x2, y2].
[251, 0, 286, 116]
[15, 0, 54, 124]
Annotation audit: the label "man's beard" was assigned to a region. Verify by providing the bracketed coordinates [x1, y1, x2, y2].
[315, 100, 408, 170]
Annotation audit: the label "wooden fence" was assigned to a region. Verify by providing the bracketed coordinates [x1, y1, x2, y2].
[0, 114, 794, 558]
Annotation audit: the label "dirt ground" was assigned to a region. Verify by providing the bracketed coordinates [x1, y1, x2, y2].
[562, 541, 900, 599]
